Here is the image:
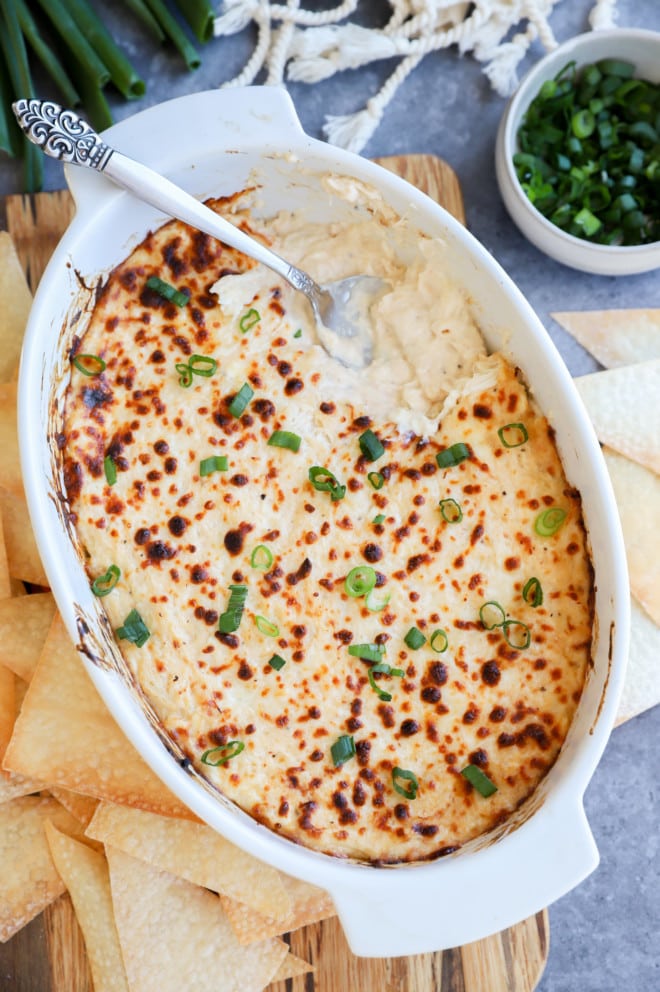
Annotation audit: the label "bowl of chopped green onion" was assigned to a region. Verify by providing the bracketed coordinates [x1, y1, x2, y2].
[495, 29, 660, 275]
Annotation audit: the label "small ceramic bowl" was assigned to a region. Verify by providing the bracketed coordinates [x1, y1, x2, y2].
[495, 28, 660, 275]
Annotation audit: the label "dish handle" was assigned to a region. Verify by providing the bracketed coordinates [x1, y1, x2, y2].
[324, 798, 598, 957]
[65, 85, 305, 214]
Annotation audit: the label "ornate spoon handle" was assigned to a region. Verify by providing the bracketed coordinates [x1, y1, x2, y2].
[12, 98, 308, 293]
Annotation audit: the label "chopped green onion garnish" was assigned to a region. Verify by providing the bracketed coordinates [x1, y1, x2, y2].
[176, 362, 194, 387]
[436, 442, 471, 469]
[228, 383, 254, 418]
[345, 565, 377, 598]
[365, 588, 391, 613]
[534, 507, 566, 536]
[438, 498, 463, 523]
[502, 619, 531, 650]
[239, 308, 260, 332]
[359, 428, 385, 462]
[392, 766, 419, 800]
[104, 455, 117, 486]
[201, 741, 245, 766]
[254, 615, 279, 637]
[146, 275, 189, 307]
[188, 355, 218, 377]
[367, 662, 404, 702]
[367, 471, 384, 490]
[404, 626, 426, 650]
[430, 629, 448, 653]
[479, 601, 505, 629]
[268, 654, 287, 671]
[461, 764, 497, 797]
[91, 564, 120, 597]
[308, 466, 346, 502]
[348, 642, 385, 663]
[522, 577, 543, 608]
[373, 514, 386, 525]
[293, 328, 302, 339]
[72, 353, 105, 376]
[497, 423, 529, 448]
[200, 455, 228, 476]
[116, 608, 150, 647]
[331, 734, 356, 767]
[268, 430, 301, 452]
[250, 545, 273, 571]
[218, 584, 247, 634]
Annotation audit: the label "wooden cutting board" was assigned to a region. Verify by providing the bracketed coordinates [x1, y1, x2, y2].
[0, 155, 549, 992]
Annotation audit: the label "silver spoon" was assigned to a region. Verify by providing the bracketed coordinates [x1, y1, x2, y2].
[13, 98, 383, 368]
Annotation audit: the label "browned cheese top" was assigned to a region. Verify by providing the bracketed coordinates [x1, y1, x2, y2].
[61, 198, 593, 863]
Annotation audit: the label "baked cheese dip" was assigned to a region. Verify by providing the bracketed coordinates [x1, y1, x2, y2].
[61, 183, 593, 863]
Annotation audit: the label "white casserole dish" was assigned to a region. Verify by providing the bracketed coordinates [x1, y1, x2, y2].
[18, 86, 629, 957]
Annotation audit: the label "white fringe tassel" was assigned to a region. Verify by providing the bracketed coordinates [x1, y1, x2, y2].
[213, 0, 621, 153]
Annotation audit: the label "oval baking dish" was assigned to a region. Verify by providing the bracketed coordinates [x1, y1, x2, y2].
[18, 86, 628, 957]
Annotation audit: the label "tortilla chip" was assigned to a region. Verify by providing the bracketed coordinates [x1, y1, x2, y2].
[0, 382, 21, 499]
[0, 490, 48, 586]
[0, 665, 13, 763]
[45, 821, 129, 992]
[0, 591, 57, 682]
[576, 361, 660, 475]
[0, 512, 11, 600]
[106, 845, 288, 992]
[616, 597, 660, 725]
[0, 795, 81, 941]
[603, 448, 660, 627]
[268, 950, 315, 984]
[0, 233, 32, 384]
[552, 309, 660, 368]
[3, 613, 193, 818]
[49, 787, 99, 827]
[86, 801, 290, 921]
[222, 873, 335, 945]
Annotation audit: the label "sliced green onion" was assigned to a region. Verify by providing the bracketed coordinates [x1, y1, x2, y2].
[201, 741, 245, 766]
[72, 353, 105, 376]
[347, 643, 385, 663]
[502, 619, 531, 650]
[255, 615, 279, 637]
[188, 355, 218, 377]
[308, 466, 346, 502]
[359, 428, 385, 462]
[91, 564, 120, 597]
[404, 627, 426, 650]
[436, 442, 471, 469]
[293, 328, 302, 339]
[268, 430, 301, 453]
[239, 308, 260, 332]
[268, 654, 286, 671]
[479, 601, 505, 629]
[344, 565, 377, 598]
[367, 471, 384, 490]
[116, 608, 150, 647]
[104, 455, 117, 486]
[430, 629, 448, 653]
[392, 766, 419, 800]
[146, 275, 188, 307]
[534, 507, 566, 537]
[497, 423, 529, 448]
[228, 383, 254, 418]
[438, 498, 463, 523]
[250, 545, 273, 571]
[200, 455, 228, 476]
[367, 662, 404, 702]
[365, 588, 391, 613]
[176, 362, 194, 388]
[373, 514, 386, 525]
[218, 584, 247, 634]
[461, 764, 497, 798]
[331, 734, 356, 767]
[522, 577, 543, 608]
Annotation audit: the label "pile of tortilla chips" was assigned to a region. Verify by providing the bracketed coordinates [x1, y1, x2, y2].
[0, 233, 334, 990]
[554, 308, 660, 724]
